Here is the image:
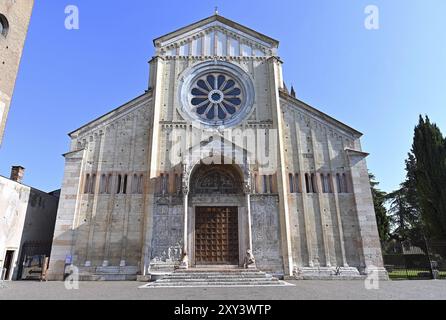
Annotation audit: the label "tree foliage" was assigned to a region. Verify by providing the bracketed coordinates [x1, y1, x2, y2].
[411, 115, 446, 241]
[369, 173, 390, 242]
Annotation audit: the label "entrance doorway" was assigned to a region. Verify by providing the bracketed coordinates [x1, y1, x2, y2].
[3, 250, 15, 280]
[195, 207, 239, 265]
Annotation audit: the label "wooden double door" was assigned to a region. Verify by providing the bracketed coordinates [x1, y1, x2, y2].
[195, 207, 239, 265]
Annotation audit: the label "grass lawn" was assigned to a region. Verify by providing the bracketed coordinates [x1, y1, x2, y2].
[388, 269, 446, 279]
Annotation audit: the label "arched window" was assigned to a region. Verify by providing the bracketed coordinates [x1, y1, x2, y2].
[263, 175, 268, 194]
[132, 174, 138, 194]
[100, 174, 107, 194]
[90, 174, 96, 194]
[0, 14, 9, 38]
[253, 174, 258, 194]
[289, 174, 294, 193]
[336, 173, 341, 193]
[295, 173, 300, 193]
[321, 174, 327, 193]
[123, 175, 128, 194]
[116, 175, 122, 194]
[305, 173, 311, 193]
[84, 174, 90, 194]
[310, 173, 318, 193]
[321, 173, 332, 193]
[336, 173, 348, 193]
[138, 174, 144, 194]
[327, 174, 333, 193]
[106, 174, 112, 194]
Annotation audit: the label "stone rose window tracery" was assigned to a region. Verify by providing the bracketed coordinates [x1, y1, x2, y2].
[190, 74, 243, 121]
[179, 61, 255, 128]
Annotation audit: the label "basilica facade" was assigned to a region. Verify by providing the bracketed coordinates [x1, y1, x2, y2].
[47, 14, 387, 280]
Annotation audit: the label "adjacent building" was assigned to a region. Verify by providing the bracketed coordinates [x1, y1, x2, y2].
[48, 14, 388, 281]
[0, 0, 34, 146]
[0, 166, 59, 280]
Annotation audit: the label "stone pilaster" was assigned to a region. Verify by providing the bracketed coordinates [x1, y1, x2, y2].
[346, 148, 388, 280]
[47, 149, 86, 280]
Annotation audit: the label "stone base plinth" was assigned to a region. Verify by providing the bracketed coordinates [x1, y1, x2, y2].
[74, 266, 139, 281]
[292, 266, 365, 280]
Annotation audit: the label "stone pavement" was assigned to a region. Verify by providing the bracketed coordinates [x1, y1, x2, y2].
[0, 280, 445, 300]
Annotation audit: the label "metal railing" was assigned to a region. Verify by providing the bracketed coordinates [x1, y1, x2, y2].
[383, 240, 446, 280]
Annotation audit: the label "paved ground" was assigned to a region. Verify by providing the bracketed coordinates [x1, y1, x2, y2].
[0, 280, 445, 300]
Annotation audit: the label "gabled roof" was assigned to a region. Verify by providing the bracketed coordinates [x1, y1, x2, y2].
[153, 14, 279, 48]
[68, 91, 152, 137]
[279, 89, 363, 137]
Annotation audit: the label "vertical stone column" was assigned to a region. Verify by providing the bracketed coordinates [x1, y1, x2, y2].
[246, 193, 253, 253]
[325, 133, 348, 267]
[243, 169, 255, 268]
[268, 57, 294, 276]
[310, 128, 331, 267]
[179, 164, 190, 269]
[294, 118, 313, 267]
[140, 56, 165, 277]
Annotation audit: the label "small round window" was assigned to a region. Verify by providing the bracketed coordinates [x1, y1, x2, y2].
[0, 14, 9, 38]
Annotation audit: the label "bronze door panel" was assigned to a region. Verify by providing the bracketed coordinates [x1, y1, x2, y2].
[195, 207, 239, 264]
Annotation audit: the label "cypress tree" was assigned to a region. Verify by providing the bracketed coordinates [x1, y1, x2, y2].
[412, 115, 446, 241]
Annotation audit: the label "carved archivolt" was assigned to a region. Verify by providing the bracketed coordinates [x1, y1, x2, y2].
[190, 165, 243, 195]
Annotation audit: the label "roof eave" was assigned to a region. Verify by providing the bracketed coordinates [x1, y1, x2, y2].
[279, 90, 363, 137]
[68, 91, 152, 138]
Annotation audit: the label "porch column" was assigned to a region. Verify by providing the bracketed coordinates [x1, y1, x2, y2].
[183, 192, 189, 255]
[180, 165, 190, 269]
[243, 175, 256, 269]
[246, 193, 253, 252]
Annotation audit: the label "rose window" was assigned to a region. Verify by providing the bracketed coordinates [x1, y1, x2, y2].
[179, 61, 255, 128]
[190, 74, 243, 121]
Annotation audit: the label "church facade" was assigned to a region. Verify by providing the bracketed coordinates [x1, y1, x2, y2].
[47, 14, 387, 281]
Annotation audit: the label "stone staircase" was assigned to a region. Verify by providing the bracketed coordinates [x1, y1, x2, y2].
[140, 268, 293, 288]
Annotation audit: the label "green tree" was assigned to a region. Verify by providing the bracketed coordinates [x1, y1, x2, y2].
[369, 173, 390, 242]
[386, 153, 421, 241]
[412, 115, 446, 241]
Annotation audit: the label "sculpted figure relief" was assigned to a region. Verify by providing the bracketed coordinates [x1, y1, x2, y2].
[243, 249, 256, 269]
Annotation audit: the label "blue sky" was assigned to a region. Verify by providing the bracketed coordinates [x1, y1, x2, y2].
[1, 0, 445, 193]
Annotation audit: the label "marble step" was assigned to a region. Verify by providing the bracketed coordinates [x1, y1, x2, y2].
[156, 279, 279, 284]
[141, 269, 292, 288]
[174, 269, 261, 273]
[166, 273, 271, 278]
[145, 281, 287, 287]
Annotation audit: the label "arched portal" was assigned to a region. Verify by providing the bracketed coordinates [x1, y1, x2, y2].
[185, 164, 250, 267]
